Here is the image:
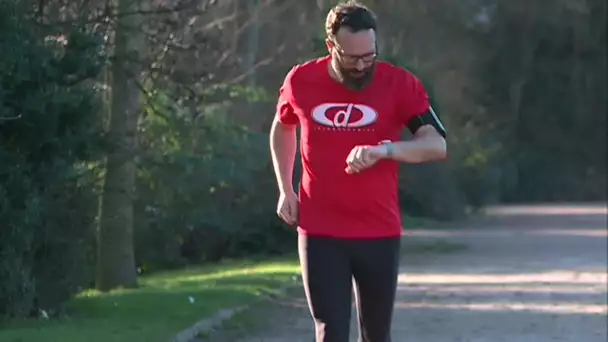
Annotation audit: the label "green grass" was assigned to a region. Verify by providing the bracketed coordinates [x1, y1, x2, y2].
[402, 214, 438, 229]
[198, 285, 304, 342]
[0, 216, 453, 342]
[0, 258, 300, 342]
[402, 239, 468, 255]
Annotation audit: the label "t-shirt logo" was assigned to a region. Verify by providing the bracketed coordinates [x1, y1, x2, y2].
[311, 103, 378, 129]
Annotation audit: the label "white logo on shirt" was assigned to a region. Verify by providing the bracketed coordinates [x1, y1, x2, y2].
[311, 103, 378, 128]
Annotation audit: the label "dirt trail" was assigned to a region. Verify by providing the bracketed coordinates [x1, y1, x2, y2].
[232, 204, 608, 342]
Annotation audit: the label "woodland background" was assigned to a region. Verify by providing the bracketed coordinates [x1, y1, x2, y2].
[0, 0, 605, 318]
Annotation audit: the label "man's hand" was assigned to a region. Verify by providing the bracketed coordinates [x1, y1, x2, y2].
[345, 144, 388, 174]
[276, 190, 298, 226]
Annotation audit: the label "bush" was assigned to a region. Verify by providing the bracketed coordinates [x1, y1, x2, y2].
[0, 0, 104, 318]
[134, 92, 294, 272]
[399, 162, 466, 220]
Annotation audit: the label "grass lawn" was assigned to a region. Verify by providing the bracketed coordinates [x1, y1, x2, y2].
[0, 215, 447, 342]
[0, 258, 300, 342]
[402, 214, 438, 229]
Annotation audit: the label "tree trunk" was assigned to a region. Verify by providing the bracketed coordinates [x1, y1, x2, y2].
[244, 0, 260, 87]
[96, 0, 145, 291]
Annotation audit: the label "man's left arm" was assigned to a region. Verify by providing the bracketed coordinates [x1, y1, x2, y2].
[345, 109, 447, 174]
[345, 73, 447, 173]
[384, 108, 447, 163]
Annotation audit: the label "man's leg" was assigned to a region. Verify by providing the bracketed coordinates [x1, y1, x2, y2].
[350, 237, 401, 342]
[299, 234, 353, 342]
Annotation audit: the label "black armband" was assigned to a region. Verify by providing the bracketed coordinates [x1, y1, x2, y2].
[407, 107, 446, 138]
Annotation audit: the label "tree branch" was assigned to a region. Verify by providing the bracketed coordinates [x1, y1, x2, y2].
[36, 1, 216, 27]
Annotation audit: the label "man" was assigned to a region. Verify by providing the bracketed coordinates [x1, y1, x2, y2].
[269, 1, 447, 341]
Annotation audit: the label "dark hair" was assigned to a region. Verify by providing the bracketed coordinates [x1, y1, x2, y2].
[325, 1, 377, 39]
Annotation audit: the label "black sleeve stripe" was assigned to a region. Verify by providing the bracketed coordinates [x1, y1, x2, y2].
[407, 107, 447, 138]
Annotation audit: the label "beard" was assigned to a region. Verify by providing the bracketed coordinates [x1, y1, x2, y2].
[334, 60, 376, 91]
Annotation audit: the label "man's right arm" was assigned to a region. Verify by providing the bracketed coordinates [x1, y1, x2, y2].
[270, 67, 299, 194]
[269, 115, 297, 194]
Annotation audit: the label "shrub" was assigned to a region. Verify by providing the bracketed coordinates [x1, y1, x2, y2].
[0, 0, 104, 318]
[134, 92, 294, 272]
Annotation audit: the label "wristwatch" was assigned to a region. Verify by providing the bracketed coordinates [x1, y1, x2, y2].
[380, 140, 394, 159]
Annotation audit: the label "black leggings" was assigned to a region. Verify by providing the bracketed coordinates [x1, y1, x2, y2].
[298, 234, 401, 342]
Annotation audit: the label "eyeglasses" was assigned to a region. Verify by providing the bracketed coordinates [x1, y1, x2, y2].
[330, 41, 377, 64]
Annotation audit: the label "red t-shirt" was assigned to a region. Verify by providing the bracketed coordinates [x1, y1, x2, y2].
[276, 56, 430, 239]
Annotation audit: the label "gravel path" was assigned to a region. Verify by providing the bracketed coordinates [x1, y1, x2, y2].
[230, 204, 608, 342]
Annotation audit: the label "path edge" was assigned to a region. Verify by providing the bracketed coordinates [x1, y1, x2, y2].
[169, 276, 303, 342]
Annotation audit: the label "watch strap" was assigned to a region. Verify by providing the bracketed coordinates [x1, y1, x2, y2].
[380, 140, 394, 159]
